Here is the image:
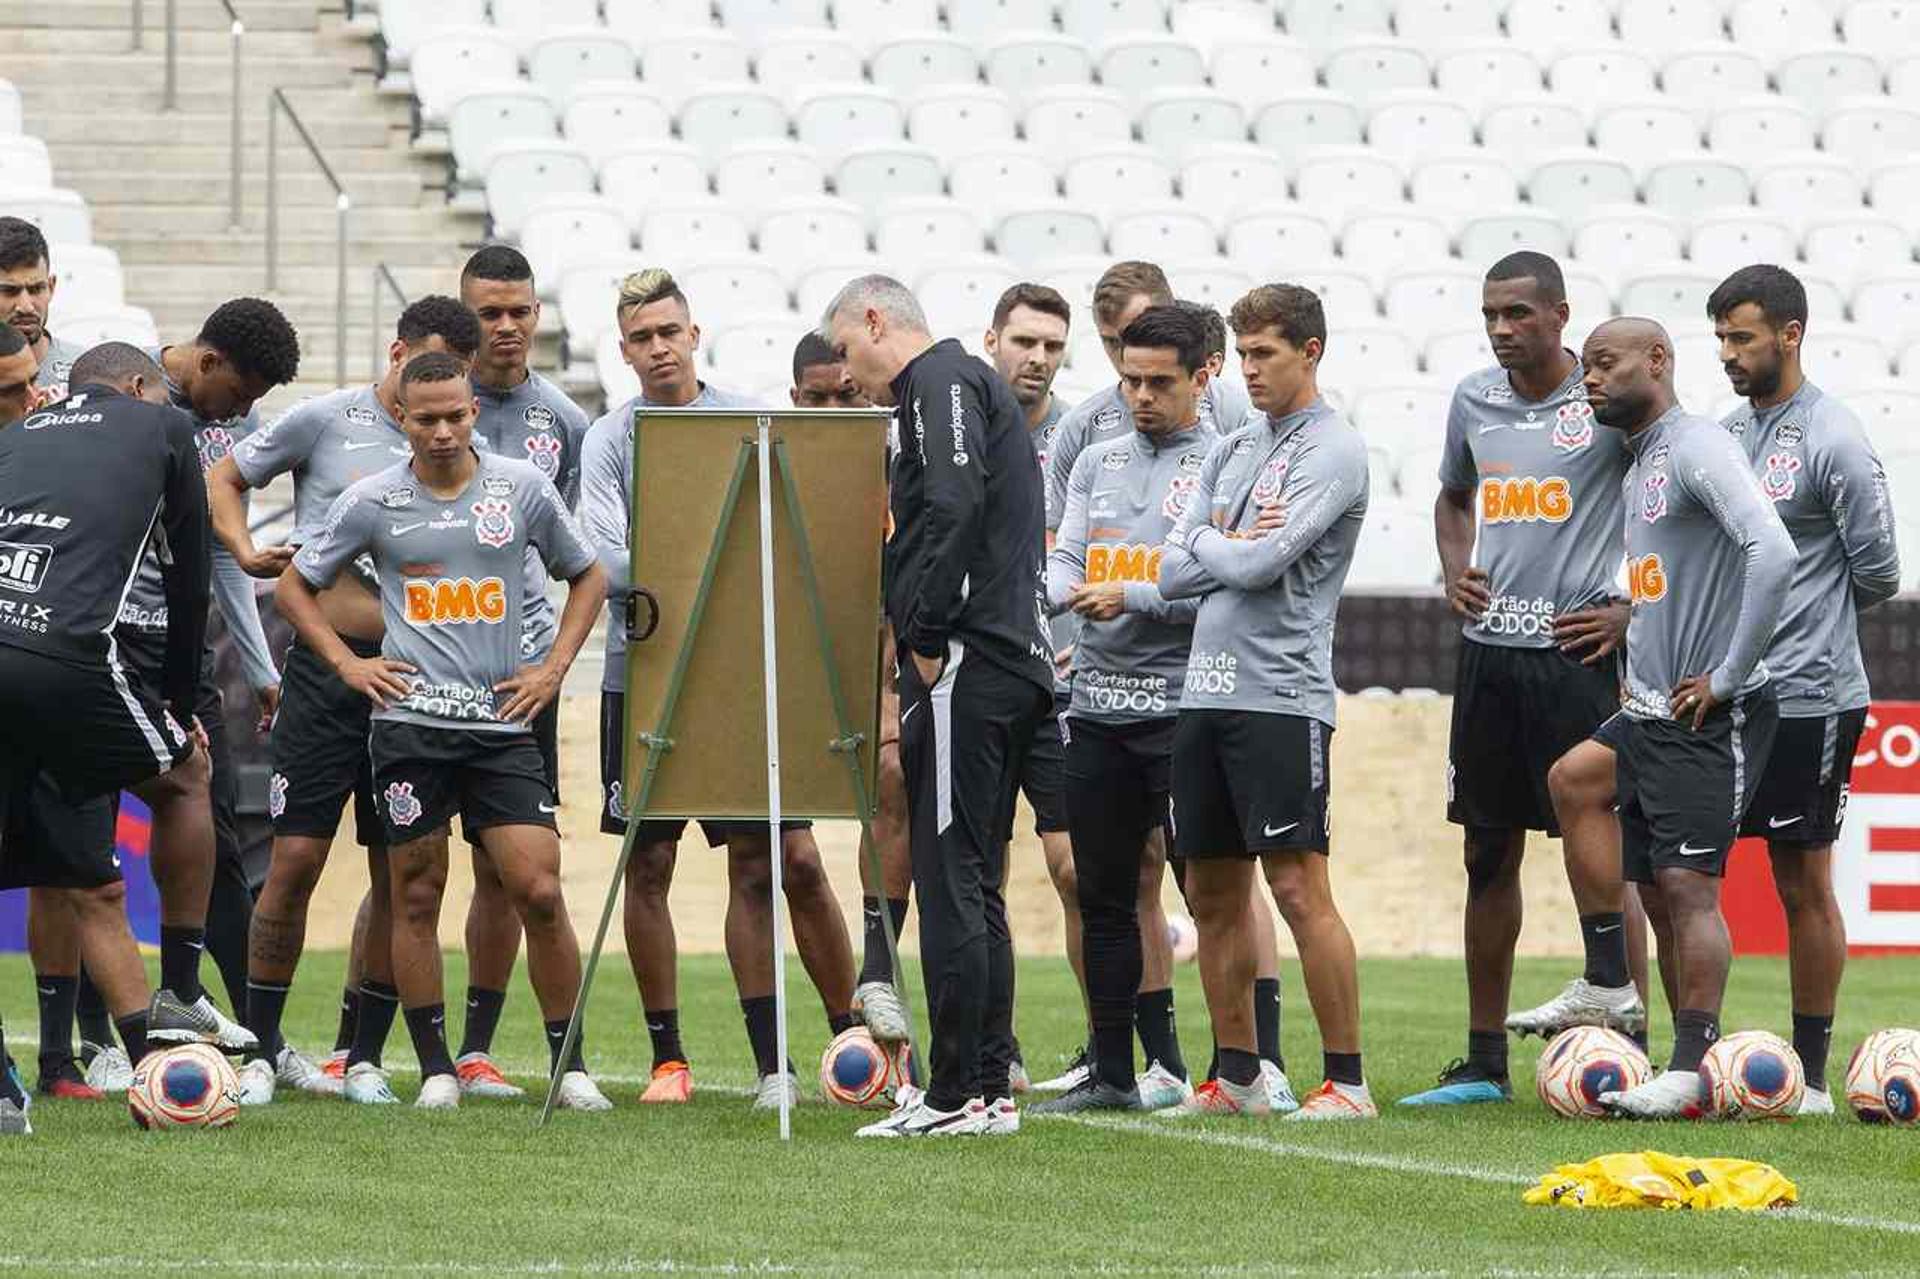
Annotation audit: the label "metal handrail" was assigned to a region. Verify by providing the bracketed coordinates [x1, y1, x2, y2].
[266, 87, 350, 389]
[370, 264, 408, 382]
[134, 0, 244, 229]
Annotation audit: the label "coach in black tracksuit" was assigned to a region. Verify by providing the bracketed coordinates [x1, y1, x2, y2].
[826, 277, 1053, 1133]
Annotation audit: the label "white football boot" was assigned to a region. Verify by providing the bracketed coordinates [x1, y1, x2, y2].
[276, 1043, 337, 1096]
[344, 1062, 400, 1105]
[1032, 1046, 1091, 1093]
[1506, 977, 1647, 1038]
[82, 1044, 133, 1094]
[235, 1057, 277, 1106]
[856, 1092, 987, 1137]
[415, 1074, 461, 1110]
[555, 1071, 614, 1112]
[752, 1070, 801, 1112]
[982, 1097, 1020, 1134]
[852, 980, 910, 1043]
[1261, 1060, 1301, 1115]
[1136, 1060, 1194, 1112]
[1796, 1086, 1835, 1117]
[1602, 1069, 1704, 1119]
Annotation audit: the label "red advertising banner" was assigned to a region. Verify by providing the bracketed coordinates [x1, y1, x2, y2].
[1726, 700, 1920, 954]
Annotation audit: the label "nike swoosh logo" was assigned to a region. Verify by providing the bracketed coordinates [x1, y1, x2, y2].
[390, 521, 424, 535]
[343, 440, 385, 451]
[1262, 822, 1298, 838]
[1768, 815, 1805, 829]
[646, 1021, 665, 1032]
[1594, 923, 1621, 934]
[37, 986, 56, 997]
[537, 802, 558, 814]
[187, 940, 204, 951]
[1676, 843, 1717, 857]
[466, 998, 480, 1010]
[900, 703, 920, 726]
[1478, 422, 1512, 434]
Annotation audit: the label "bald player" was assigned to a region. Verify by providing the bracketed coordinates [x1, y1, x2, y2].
[1572, 318, 1795, 1119]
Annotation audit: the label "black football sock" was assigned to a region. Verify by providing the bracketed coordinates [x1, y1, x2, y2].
[1206, 1039, 1219, 1082]
[1135, 988, 1187, 1079]
[1669, 1009, 1720, 1073]
[1466, 1030, 1508, 1081]
[741, 995, 780, 1078]
[545, 1018, 586, 1075]
[114, 1011, 150, 1065]
[333, 984, 362, 1054]
[1217, 1046, 1260, 1088]
[76, 970, 114, 1050]
[1324, 1051, 1365, 1088]
[1090, 1018, 1135, 1091]
[1793, 1012, 1834, 1091]
[1579, 911, 1630, 988]
[244, 981, 290, 1065]
[1253, 977, 1283, 1070]
[34, 974, 78, 1077]
[349, 980, 400, 1069]
[459, 986, 507, 1058]
[403, 1003, 456, 1081]
[858, 896, 910, 986]
[159, 925, 206, 1004]
[645, 1008, 686, 1068]
[828, 1010, 856, 1036]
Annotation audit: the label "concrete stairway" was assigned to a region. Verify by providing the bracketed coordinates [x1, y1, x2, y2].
[0, 0, 492, 419]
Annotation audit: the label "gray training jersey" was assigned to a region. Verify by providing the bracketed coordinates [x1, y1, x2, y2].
[1045, 379, 1250, 531]
[292, 454, 596, 732]
[578, 382, 757, 692]
[33, 334, 83, 399]
[1438, 362, 1629, 648]
[471, 371, 591, 665]
[1159, 398, 1368, 727]
[1027, 395, 1076, 695]
[234, 384, 413, 544]
[1722, 382, 1900, 718]
[1620, 407, 1796, 720]
[1048, 422, 1213, 722]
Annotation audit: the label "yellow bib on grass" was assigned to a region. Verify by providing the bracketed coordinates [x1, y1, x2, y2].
[1523, 1151, 1797, 1212]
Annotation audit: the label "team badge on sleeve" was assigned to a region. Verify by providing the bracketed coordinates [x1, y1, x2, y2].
[385, 781, 422, 828]
[1640, 471, 1669, 523]
[1762, 451, 1802, 501]
[525, 433, 563, 478]
[472, 497, 515, 548]
[1552, 401, 1595, 453]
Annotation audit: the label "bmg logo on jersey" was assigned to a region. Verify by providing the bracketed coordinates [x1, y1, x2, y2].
[0, 541, 51, 593]
[1480, 476, 1571, 524]
[1085, 542, 1163, 583]
[1627, 553, 1667, 604]
[403, 576, 507, 624]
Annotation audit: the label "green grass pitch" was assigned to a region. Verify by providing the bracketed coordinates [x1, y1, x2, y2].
[3, 951, 1918, 1275]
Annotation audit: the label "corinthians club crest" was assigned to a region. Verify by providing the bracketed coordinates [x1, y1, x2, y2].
[1641, 471, 1669, 523]
[472, 496, 515, 548]
[1551, 400, 1594, 453]
[1762, 451, 1802, 501]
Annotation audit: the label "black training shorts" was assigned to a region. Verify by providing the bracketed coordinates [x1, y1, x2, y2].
[1738, 707, 1867, 846]
[1618, 688, 1779, 883]
[1447, 640, 1620, 836]
[369, 719, 556, 846]
[268, 636, 381, 847]
[0, 642, 192, 803]
[0, 771, 120, 890]
[1004, 692, 1069, 840]
[1172, 709, 1332, 859]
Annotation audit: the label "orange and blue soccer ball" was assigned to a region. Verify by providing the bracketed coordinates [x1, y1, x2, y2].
[820, 1026, 893, 1108]
[128, 1043, 241, 1130]
[1843, 1028, 1919, 1123]
[1535, 1025, 1652, 1118]
[1700, 1030, 1805, 1121]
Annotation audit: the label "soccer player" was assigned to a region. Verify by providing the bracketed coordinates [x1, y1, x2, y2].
[1030, 304, 1219, 1114]
[1572, 318, 1796, 1119]
[454, 245, 594, 1096]
[1402, 252, 1640, 1107]
[0, 218, 83, 398]
[790, 333, 868, 408]
[1158, 284, 1374, 1120]
[579, 270, 858, 1107]
[207, 296, 484, 1105]
[823, 274, 1053, 1138]
[278, 351, 611, 1112]
[0, 342, 256, 1132]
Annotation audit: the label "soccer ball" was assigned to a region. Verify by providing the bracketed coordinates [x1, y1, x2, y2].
[1873, 1030, 1920, 1127]
[1842, 1028, 1920, 1123]
[128, 1043, 241, 1130]
[1535, 1025, 1652, 1118]
[1166, 913, 1198, 963]
[1699, 1030, 1805, 1121]
[819, 1027, 892, 1108]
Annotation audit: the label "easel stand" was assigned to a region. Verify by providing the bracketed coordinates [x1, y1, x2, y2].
[540, 421, 916, 1135]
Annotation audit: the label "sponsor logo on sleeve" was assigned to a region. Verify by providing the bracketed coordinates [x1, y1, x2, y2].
[345, 405, 377, 427]
[472, 497, 515, 548]
[1761, 451, 1802, 501]
[1230, 435, 1255, 455]
[380, 484, 415, 509]
[384, 781, 422, 828]
[525, 403, 557, 431]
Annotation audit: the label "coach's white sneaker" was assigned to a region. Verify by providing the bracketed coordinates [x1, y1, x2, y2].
[752, 1070, 801, 1112]
[415, 1073, 461, 1111]
[853, 980, 910, 1043]
[344, 1062, 400, 1105]
[235, 1057, 276, 1106]
[982, 1097, 1019, 1134]
[1033, 1045, 1091, 1093]
[855, 1092, 986, 1137]
[1602, 1069, 1704, 1119]
[276, 1043, 337, 1096]
[556, 1071, 613, 1112]
[1136, 1060, 1194, 1111]
[1261, 1061, 1301, 1116]
[1797, 1086, 1836, 1117]
[1506, 978, 1646, 1039]
[82, 1044, 133, 1094]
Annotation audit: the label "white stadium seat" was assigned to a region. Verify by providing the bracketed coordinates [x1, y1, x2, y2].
[1800, 325, 1893, 394]
[557, 256, 647, 349]
[947, 145, 1059, 217]
[793, 86, 905, 163]
[379, 0, 489, 67]
[874, 199, 988, 275]
[710, 313, 803, 383]
[595, 328, 639, 404]
[754, 32, 866, 101]
[1774, 47, 1886, 116]
[447, 87, 556, 183]
[1209, 40, 1319, 115]
[1172, 1, 1277, 59]
[637, 32, 753, 110]
[0, 78, 21, 136]
[1408, 151, 1519, 214]
[0, 136, 52, 189]
[1546, 45, 1659, 109]
[994, 203, 1107, 264]
[1023, 88, 1134, 165]
[1064, 146, 1175, 213]
[564, 87, 674, 166]
[1561, 265, 1615, 337]
[1617, 262, 1720, 325]
[982, 36, 1095, 103]
[868, 36, 980, 95]
[1382, 266, 1486, 346]
[1658, 46, 1769, 119]
[1096, 36, 1208, 106]
[605, 0, 716, 40]
[519, 195, 631, 289]
[1592, 100, 1704, 173]
[1317, 328, 1421, 402]
[1823, 99, 1920, 174]
[1180, 145, 1287, 218]
[1366, 92, 1476, 163]
[45, 243, 124, 320]
[1250, 93, 1365, 167]
[719, 0, 831, 37]
[1753, 152, 1864, 224]
[1339, 209, 1452, 281]
[1059, 0, 1171, 42]
[715, 141, 824, 205]
[674, 256, 791, 328]
[1288, 264, 1380, 325]
[915, 257, 1021, 337]
[1321, 42, 1433, 110]
[1390, 0, 1503, 50]
[1293, 147, 1405, 218]
[55, 305, 157, 350]
[1107, 204, 1218, 259]
[833, 0, 943, 42]
[1798, 267, 1851, 328]
[1504, 0, 1615, 57]
[1802, 213, 1913, 283]
[1347, 492, 1441, 587]
[1349, 380, 1452, 447]
[1619, 0, 1727, 48]
[1137, 90, 1248, 164]
[1435, 44, 1546, 114]
[1852, 270, 1920, 347]
[756, 196, 868, 262]
[943, 0, 1046, 45]
[1668, 329, 1726, 406]
[485, 144, 595, 240]
[409, 28, 518, 121]
[1280, 0, 1393, 51]
[1572, 206, 1685, 285]
[791, 255, 885, 317]
[676, 85, 789, 158]
[1425, 327, 1493, 382]
[1477, 97, 1588, 173]
[1686, 208, 1799, 280]
[1868, 159, 1920, 235]
[527, 35, 637, 104]
[1223, 205, 1339, 265]
[906, 88, 1018, 158]
[1727, 0, 1838, 65]
[638, 200, 753, 258]
[1640, 152, 1752, 219]
[491, 0, 598, 42]
[1708, 97, 1816, 166]
[2, 188, 90, 246]
[830, 144, 942, 212]
[1169, 259, 1256, 310]
[1526, 151, 1638, 218]
[1846, 1, 1920, 54]
[1039, 254, 1114, 319]
[1456, 207, 1570, 263]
